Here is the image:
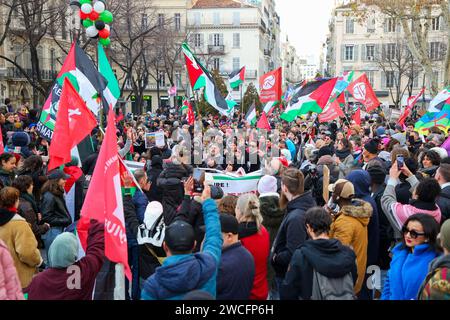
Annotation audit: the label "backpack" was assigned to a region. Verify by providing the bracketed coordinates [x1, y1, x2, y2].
[137, 203, 166, 247]
[311, 270, 355, 300]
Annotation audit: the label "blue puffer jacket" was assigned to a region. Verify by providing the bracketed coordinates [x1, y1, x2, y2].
[141, 199, 222, 300]
[346, 170, 380, 266]
[132, 190, 148, 224]
[382, 243, 439, 300]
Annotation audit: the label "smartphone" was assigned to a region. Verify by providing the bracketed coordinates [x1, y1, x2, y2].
[397, 155, 404, 170]
[192, 168, 204, 193]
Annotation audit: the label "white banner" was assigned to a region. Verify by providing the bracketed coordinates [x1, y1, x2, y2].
[205, 170, 263, 195]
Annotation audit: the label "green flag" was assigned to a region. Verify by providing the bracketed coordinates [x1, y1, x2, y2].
[98, 43, 121, 108]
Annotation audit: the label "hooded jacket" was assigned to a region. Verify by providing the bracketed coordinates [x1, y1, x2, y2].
[418, 254, 450, 300]
[280, 238, 358, 300]
[346, 170, 380, 266]
[147, 155, 163, 203]
[330, 199, 372, 294]
[271, 190, 316, 278]
[157, 162, 192, 226]
[141, 199, 222, 300]
[0, 209, 42, 288]
[0, 239, 24, 300]
[437, 185, 450, 223]
[381, 243, 439, 300]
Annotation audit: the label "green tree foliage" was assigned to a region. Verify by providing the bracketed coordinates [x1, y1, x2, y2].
[242, 82, 262, 114]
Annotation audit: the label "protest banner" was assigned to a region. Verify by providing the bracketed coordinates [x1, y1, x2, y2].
[205, 170, 263, 195]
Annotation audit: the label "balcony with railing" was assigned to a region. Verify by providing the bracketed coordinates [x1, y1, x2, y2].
[208, 45, 225, 54]
[6, 67, 57, 80]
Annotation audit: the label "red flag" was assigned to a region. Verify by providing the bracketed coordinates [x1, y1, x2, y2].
[398, 87, 425, 126]
[347, 74, 380, 112]
[48, 78, 98, 171]
[187, 100, 195, 125]
[319, 93, 345, 123]
[352, 107, 361, 126]
[256, 112, 271, 131]
[259, 67, 282, 103]
[77, 109, 131, 281]
[0, 126, 4, 154]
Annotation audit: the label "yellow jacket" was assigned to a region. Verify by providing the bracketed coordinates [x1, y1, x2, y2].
[330, 199, 372, 294]
[0, 214, 42, 288]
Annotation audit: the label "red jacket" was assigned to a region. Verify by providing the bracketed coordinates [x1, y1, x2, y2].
[240, 224, 270, 300]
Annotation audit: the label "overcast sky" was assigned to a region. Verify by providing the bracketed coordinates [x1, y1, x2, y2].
[276, 0, 336, 64]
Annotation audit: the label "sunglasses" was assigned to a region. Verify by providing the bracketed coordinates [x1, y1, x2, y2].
[401, 226, 425, 239]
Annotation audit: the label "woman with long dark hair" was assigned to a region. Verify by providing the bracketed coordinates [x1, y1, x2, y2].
[382, 214, 441, 300]
[0, 153, 17, 188]
[17, 155, 47, 202]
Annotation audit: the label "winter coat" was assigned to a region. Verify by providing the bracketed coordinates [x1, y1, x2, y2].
[0, 210, 42, 288]
[271, 191, 316, 278]
[346, 170, 380, 267]
[436, 186, 450, 223]
[24, 221, 105, 300]
[217, 242, 255, 300]
[280, 239, 358, 300]
[336, 151, 354, 179]
[0, 169, 15, 187]
[157, 162, 192, 226]
[418, 254, 450, 300]
[381, 176, 441, 238]
[381, 243, 439, 300]
[239, 222, 270, 300]
[330, 199, 372, 294]
[259, 193, 284, 285]
[132, 190, 149, 224]
[41, 190, 72, 228]
[147, 155, 163, 203]
[176, 197, 205, 253]
[18, 193, 49, 248]
[17, 168, 47, 205]
[0, 239, 24, 300]
[141, 199, 222, 300]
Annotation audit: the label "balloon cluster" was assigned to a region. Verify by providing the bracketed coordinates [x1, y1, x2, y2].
[71, 0, 113, 46]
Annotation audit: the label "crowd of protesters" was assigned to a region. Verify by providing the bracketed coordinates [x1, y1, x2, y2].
[0, 98, 449, 301]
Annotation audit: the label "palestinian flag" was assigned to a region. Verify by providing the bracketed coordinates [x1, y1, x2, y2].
[415, 110, 450, 134]
[182, 43, 235, 116]
[228, 66, 245, 89]
[325, 71, 354, 107]
[119, 158, 142, 197]
[245, 104, 257, 126]
[263, 101, 277, 115]
[428, 87, 450, 113]
[280, 78, 337, 122]
[98, 43, 121, 109]
[37, 41, 107, 140]
[180, 98, 189, 114]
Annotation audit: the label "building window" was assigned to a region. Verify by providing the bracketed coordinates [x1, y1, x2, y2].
[386, 43, 397, 60]
[158, 71, 165, 87]
[233, 33, 240, 48]
[367, 18, 376, 33]
[386, 71, 395, 88]
[366, 45, 375, 61]
[142, 14, 148, 29]
[194, 33, 201, 47]
[386, 18, 396, 32]
[175, 13, 181, 31]
[158, 14, 165, 27]
[346, 19, 354, 34]
[213, 58, 220, 71]
[213, 33, 220, 46]
[233, 12, 240, 26]
[432, 17, 440, 31]
[345, 45, 354, 61]
[175, 72, 182, 88]
[50, 49, 56, 73]
[433, 71, 440, 84]
[412, 73, 419, 88]
[430, 42, 441, 60]
[61, 12, 67, 40]
[194, 12, 201, 26]
[366, 71, 375, 87]
[233, 57, 240, 71]
[213, 12, 220, 26]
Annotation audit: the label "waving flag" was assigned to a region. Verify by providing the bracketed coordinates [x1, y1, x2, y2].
[325, 71, 354, 107]
[182, 43, 235, 116]
[348, 74, 380, 112]
[228, 67, 245, 89]
[398, 87, 425, 126]
[245, 104, 257, 126]
[319, 93, 345, 123]
[257, 112, 271, 131]
[260, 68, 282, 103]
[48, 78, 98, 171]
[98, 43, 120, 110]
[352, 107, 361, 126]
[428, 87, 450, 113]
[78, 109, 131, 281]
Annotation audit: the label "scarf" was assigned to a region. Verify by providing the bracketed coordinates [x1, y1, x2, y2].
[0, 207, 16, 226]
[20, 192, 39, 214]
[335, 148, 351, 161]
[238, 221, 258, 239]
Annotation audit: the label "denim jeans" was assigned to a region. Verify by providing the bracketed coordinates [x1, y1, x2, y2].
[268, 276, 284, 300]
[125, 241, 140, 300]
[41, 227, 64, 262]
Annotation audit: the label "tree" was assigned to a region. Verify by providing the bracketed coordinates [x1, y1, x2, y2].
[242, 82, 261, 114]
[353, 0, 450, 94]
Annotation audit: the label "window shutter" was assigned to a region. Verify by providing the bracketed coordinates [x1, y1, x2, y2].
[354, 45, 359, 61]
[341, 45, 345, 61]
[440, 42, 447, 60]
[375, 44, 380, 60]
[362, 44, 367, 61]
[384, 18, 388, 33]
[200, 34, 204, 48]
[209, 34, 213, 46]
[219, 33, 224, 46]
[381, 72, 386, 88]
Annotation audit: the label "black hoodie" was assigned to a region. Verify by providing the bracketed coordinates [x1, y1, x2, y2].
[280, 238, 357, 300]
[271, 190, 316, 278]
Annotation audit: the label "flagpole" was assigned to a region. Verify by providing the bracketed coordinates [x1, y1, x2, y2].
[240, 83, 243, 115]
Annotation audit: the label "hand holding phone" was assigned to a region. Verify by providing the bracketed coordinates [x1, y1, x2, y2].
[397, 155, 404, 170]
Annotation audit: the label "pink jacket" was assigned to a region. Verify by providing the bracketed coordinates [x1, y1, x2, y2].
[0, 239, 24, 300]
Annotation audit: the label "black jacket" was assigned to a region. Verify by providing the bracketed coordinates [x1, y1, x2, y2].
[217, 242, 255, 300]
[436, 186, 450, 223]
[0, 169, 14, 188]
[147, 155, 163, 203]
[157, 162, 192, 226]
[41, 191, 72, 228]
[176, 197, 204, 253]
[82, 152, 99, 176]
[271, 191, 316, 278]
[280, 239, 357, 300]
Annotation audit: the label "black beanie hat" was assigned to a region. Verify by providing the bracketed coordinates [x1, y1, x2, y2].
[364, 139, 379, 155]
[164, 220, 195, 252]
[367, 165, 386, 185]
